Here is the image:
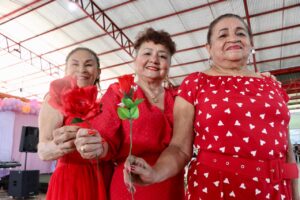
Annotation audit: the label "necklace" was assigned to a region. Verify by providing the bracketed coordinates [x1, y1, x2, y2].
[138, 83, 164, 103]
[147, 87, 164, 103]
[150, 90, 163, 103]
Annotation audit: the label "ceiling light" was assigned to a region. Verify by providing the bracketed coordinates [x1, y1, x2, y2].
[67, 0, 78, 11]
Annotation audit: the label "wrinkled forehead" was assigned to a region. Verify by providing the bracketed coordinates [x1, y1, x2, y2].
[213, 17, 247, 33]
[67, 49, 96, 62]
[137, 41, 170, 54]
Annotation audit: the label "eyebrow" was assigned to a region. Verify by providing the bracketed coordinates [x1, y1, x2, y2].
[70, 59, 94, 63]
[142, 48, 168, 54]
[218, 26, 247, 33]
[70, 59, 79, 62]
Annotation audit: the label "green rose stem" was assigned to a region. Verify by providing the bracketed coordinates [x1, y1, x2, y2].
[129, 119, 134, 200]
[129, 119, 133, 160]
[117, 96, 143, 200]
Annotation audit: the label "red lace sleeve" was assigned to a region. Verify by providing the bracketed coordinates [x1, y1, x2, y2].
[91, 83, 122, 160]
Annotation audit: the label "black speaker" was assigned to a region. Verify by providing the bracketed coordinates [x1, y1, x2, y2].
[19, 126, 39, 153]
[8, 170, 39, 198]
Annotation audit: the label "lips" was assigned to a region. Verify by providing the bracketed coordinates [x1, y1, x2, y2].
[146, 66, 159, 71]
[77, 75, 90, 80]
[226, 45, 242, 50]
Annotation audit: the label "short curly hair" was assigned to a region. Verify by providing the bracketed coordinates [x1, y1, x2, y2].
[134, 28, 176, 56]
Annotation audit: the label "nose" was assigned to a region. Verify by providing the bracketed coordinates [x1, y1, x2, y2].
[78, 64, 87, 73]
[228, 34, 241, 43]
[149, 54, 159, 64]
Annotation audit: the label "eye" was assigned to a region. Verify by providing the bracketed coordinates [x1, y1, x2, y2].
[237, 32, 246, 36]
[219, 34, 227, 38]
[85, 63, 93, 67]
[144, 52, 151, 56]
[159, 55, 167, 59]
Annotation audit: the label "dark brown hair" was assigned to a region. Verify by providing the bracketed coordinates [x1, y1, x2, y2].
[134, 28, 176, 55]
[207, 14, 253, 45]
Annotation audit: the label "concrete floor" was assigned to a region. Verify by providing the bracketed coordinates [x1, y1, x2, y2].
[0, 189, 45, 200]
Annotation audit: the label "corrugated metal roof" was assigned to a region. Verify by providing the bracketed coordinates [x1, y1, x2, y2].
[0, 0, 299, 107]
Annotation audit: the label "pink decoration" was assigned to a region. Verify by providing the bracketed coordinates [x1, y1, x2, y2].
[0, 97, 41, 115]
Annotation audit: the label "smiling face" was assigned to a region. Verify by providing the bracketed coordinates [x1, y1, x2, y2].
[134, 41, 171, 83]
[206, 17, 252, 68]
[65, 49, 100, 87]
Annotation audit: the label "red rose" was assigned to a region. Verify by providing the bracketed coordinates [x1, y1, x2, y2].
[49, 76, 78, 111]
[118, 74, 134, 95]
[61, 85, 100, 120]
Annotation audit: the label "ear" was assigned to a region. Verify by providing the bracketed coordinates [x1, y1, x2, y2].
[133, 57, 138, 71]
[205, 43, 211, 57]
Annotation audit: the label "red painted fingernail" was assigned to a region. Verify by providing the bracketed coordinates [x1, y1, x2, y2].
[130, 166, 135, 172]
[101, 138, 106, 144]
[88, 130, 97, 135]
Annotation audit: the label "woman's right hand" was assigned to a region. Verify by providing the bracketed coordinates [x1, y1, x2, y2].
[52, 125, 80, 155]
[123, 155, 159, 192]
[74, 128, 107, 160]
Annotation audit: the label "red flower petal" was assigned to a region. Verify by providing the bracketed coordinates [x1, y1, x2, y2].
[48, 76, 101, 121]
[118, 74, 134, 95]
[49, 76, 78, 111]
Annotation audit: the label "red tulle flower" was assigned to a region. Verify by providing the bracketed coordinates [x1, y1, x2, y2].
[48, 76, 101, 124]
[49, 75, 78, 111]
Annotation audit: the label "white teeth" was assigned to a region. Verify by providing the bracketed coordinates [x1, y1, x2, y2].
[146, 66, 159, 71]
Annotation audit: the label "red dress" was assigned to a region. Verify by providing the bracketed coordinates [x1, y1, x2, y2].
[46, 119, 107, 200]
[179, 72, 295, 200]
[92, 83, 185, 200]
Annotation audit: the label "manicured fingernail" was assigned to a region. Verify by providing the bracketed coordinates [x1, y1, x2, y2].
[130, 166, 135, 172]
[101, 138, 106, 144]
[88, 130, 96, 135]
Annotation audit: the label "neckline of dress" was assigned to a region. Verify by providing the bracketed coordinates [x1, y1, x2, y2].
[200, 72, 266, 80]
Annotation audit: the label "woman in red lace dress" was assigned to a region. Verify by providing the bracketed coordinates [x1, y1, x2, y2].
[38, 47, 107, 200]
[124, 14, 299, 200]
[83, 28, 185, 200]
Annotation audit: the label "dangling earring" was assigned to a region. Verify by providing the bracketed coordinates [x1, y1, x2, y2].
[247, 56, 251, 65]
[163, 75, 168, 88]
[247, 48, 255, 65]
[163, 75, 173, 88]
[208, 57, 212, 67]
[94, 77, 102, 97]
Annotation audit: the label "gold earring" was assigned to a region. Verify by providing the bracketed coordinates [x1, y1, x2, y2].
[208, 57, 212, 67]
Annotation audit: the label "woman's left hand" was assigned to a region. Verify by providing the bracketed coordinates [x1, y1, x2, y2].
[258, 72, 278, 82]
[74, 128, 106, 159]
[123, 155, 159, 192]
